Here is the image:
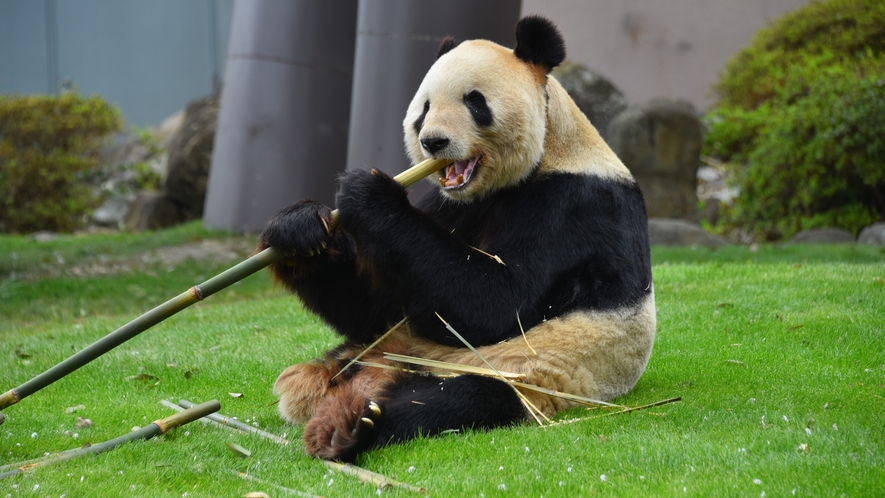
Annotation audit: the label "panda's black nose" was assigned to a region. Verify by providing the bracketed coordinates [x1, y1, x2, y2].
[420, 137, 450, 154]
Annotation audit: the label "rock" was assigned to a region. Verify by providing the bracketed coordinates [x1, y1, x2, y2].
[92, 193, 136, 228]
[552, 61, 627, 139]
[788, 228, 855, 244]
[123, 192, 183, 231]
[647, 218, 728, 247]
[858, 222, 885, 245]
[163, 93, 220, 220]
[607, 100, 702, 220]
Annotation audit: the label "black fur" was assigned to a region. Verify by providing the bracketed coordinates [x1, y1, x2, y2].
[372, 374, 525, 446]
[463, 90, 493, 127]
[413, 99, 429, 136]
[437, 36, 458, 59]
[262, 168, 651, 349]
[513, 15, 566, 73]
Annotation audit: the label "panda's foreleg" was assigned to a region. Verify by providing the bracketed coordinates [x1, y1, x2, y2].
[303, 373, 526, 462]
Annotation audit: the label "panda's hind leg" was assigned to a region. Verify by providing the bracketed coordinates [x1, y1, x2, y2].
[303, 372, 526, 461]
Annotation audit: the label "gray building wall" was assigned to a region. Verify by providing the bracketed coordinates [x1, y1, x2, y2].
[0, 0, 233, 126]
[522, 0, 811, 111]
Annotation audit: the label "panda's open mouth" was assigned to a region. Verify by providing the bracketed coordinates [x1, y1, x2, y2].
[440, 155, 482, 190]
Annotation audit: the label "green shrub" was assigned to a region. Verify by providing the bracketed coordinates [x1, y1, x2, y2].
[0, 93, 122, 233]
[704, 0, 885, 241]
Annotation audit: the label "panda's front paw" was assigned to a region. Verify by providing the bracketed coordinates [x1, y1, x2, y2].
[304, 395, 384, 462]
[258, 200, 334, 257]
[336, 169, 410, 227]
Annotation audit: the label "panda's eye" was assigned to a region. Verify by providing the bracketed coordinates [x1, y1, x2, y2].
[463, 91, 493, 127]
[413, 100, 430, 135]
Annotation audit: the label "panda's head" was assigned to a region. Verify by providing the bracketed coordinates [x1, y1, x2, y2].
[403, 16, 566, 202]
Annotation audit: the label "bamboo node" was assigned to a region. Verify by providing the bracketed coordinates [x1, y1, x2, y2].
[190, 285, 204, 301]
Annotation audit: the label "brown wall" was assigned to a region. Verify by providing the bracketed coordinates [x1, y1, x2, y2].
[522, 0, 810, 111]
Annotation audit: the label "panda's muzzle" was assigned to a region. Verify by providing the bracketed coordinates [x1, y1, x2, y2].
[440, 155, 482, 190]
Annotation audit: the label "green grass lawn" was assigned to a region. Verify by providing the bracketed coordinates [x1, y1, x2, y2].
[1, 223, 884, 496]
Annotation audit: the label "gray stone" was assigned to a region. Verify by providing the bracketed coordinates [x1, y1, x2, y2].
[92, 193, 136, 227]
[647, 218, 727, 247]
[607, 100, 702, 220]
[123, 192, 183, 231]
[163, 92, 220, 220]
[552, 61, 627, 139]
[858, 222, 885, 245]
[788, 228, 855, 244]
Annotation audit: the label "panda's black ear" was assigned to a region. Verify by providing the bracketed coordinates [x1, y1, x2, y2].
[513, 15, 566, 73]
[437, 36, 458, 59]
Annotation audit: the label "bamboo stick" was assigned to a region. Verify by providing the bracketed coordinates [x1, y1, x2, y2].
[0, 400, 220, 479]
[0, 158, 448, 414]
[177, 399, 290, 445]
[234, 471, 321, 498]
[322, 460, 426, 494]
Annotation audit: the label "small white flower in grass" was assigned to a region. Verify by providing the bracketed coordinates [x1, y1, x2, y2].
[376, 489, 383, 496]
[783, 415, 789, 423]
[44, 452, 50, 456]
[640, 476, 645, 480]
[327, 478, 333, 487]
[118, 470, 124, 475]
[184, 431, 190, 436]
[182, 494, 188, 497]
[559, 481, 564, 487]
[33, 484, 39, 491]
[525, 446, 530, 453]
[805, 427, 812, 436]
[792, 489, 796, 495]
[753, 479, 762, 485]
[498, 484, 507, 491]
[567, 467, 573, 473]
[600, 474, 607, 482]
[72, 433, 79, 439]
[130, 485, 136, 490]
[408, 466, 416, 473]
[31, 432, 37, 438]
[833, 424, 838, 431]
[499, 466, 504, 471]
[80, 476, 84, 482]
[761, 492, 766, 497]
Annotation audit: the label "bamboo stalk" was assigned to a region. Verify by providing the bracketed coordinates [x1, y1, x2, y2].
[235, 471, 321, 498]
[0, 158, 448, 414]
[0, 400, 220, 479]
[322, 460, 426, 494]
[177, 399, 290, 445]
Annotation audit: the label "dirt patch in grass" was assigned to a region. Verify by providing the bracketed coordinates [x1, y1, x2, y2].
[17, 237, 257, 280]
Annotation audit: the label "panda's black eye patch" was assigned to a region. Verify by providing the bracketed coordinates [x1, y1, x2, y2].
[413, 100, 430, 135]
[464, 91, 493, 127]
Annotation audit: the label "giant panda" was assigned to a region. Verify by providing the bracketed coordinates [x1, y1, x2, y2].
[257, 15, 655, 462]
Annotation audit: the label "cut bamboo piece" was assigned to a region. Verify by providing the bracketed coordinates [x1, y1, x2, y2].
[323, 460, 426, 494]
[177, 399, 290, 445]
[235, 471, 321, 498]
[0, 400, 220, 480]
[0, 158, 448, 415]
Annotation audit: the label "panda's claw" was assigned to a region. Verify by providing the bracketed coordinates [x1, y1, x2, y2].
[360, 417, 375, 429]
[368, 401, 381, 417]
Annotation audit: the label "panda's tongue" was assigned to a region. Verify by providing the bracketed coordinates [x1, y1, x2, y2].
[442, 156, 480, 189]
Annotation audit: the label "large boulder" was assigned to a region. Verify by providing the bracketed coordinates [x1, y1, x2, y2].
[551, 61, 627, 139]
[788, 228, 855, 244]
[607, 100, 702, 220]
[163, 92, 220, 220]
[123, 192, 183, 231]
[647, 218, 728, 247]
[858, 222, 885, 245]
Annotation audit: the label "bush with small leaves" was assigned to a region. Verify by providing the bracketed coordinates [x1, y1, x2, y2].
[0, 93, 122, 233]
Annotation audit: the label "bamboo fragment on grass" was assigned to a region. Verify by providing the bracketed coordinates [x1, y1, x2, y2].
[0, 400, 220, 480]
[235, 471, 321, 498]
[323, 460, 426, 494]
[544, 397, 682, 427]
[0, 158, 449, 416]
[177, 399, 290, 445]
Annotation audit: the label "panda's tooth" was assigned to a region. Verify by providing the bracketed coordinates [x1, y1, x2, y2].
[457, 174, 464, 184]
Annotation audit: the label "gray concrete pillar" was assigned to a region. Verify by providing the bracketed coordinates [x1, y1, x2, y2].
[204, 0, 358, 232]
[345, 0, 521, 199]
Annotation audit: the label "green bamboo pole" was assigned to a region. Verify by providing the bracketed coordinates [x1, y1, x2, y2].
[0, 158, 447, 415]
[0, 400, 220, 479]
